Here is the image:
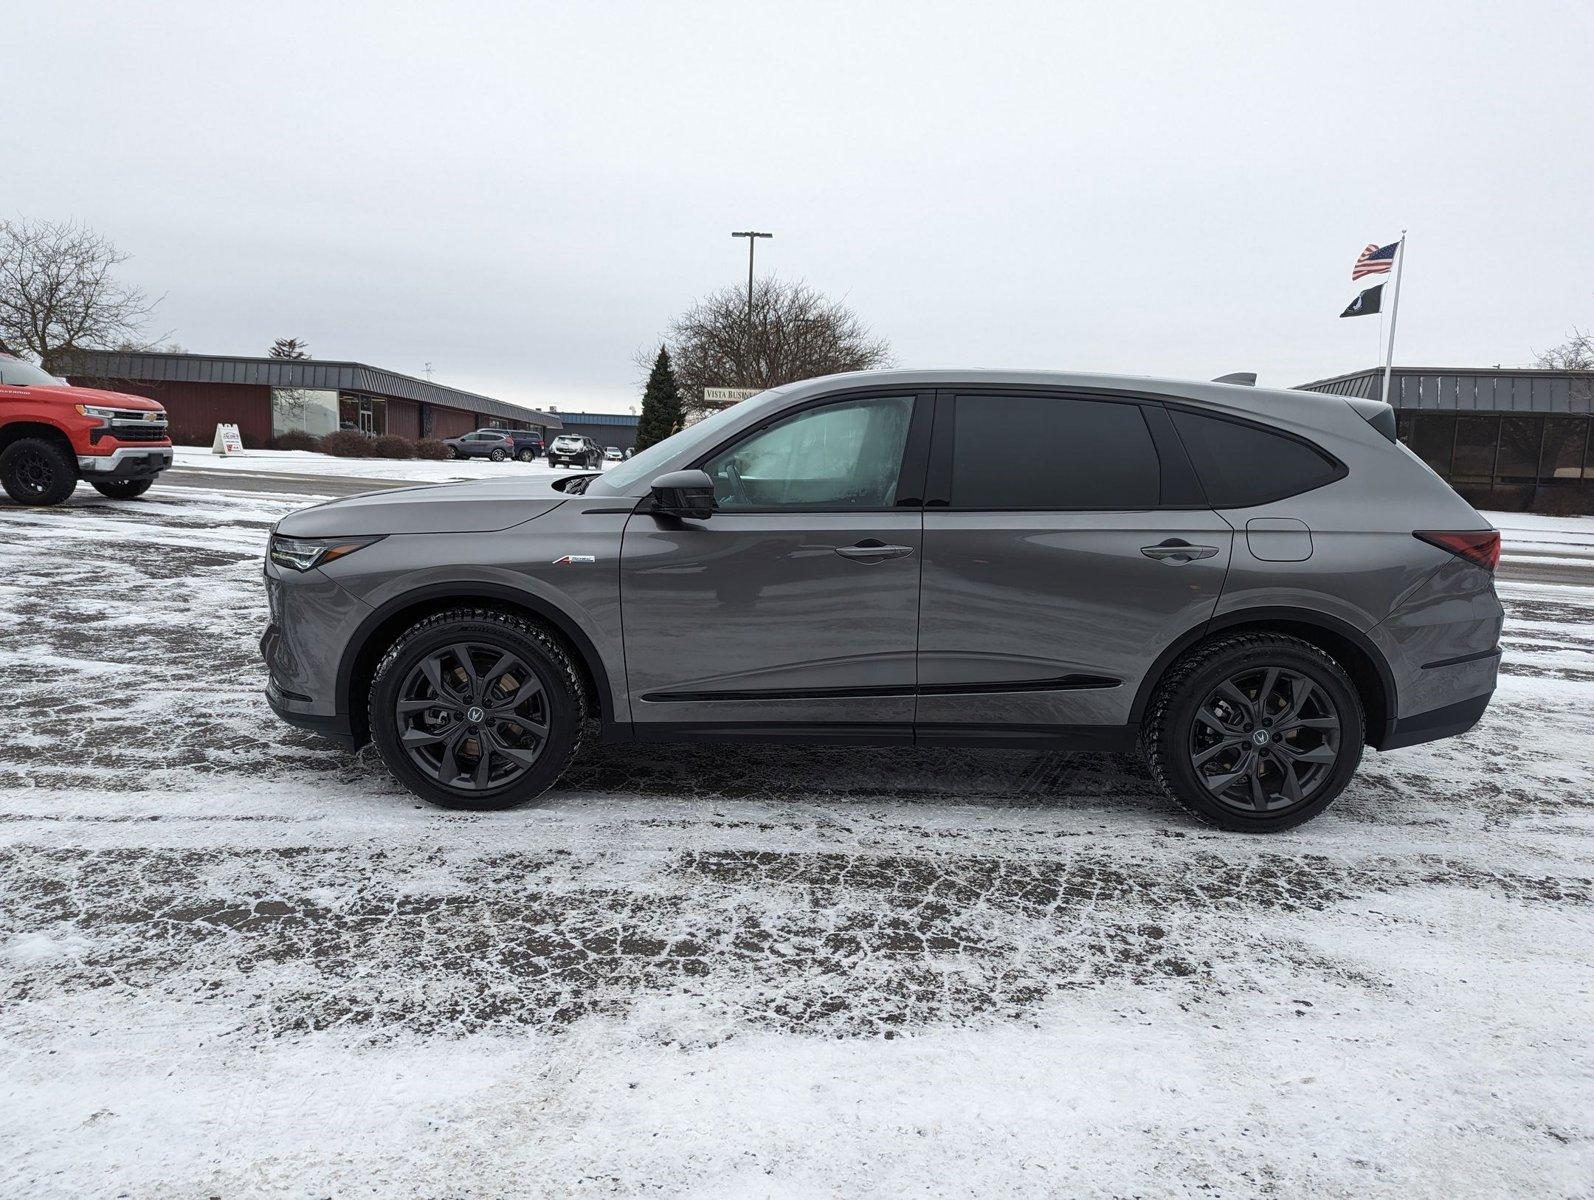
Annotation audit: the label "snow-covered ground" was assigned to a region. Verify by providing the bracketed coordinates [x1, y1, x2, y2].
[1, 485, 1591, 1197]
[171, 444, 615, 483]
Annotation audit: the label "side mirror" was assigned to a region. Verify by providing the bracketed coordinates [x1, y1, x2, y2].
[649, 469, 717, 520]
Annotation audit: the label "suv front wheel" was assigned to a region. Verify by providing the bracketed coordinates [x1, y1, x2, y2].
[1141, 633, 1364, 832]
[368, 608, 586, 809]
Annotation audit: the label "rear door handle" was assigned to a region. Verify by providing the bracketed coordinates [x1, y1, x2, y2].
[835, 540, 915, 563]
[1141, 539, 1219, 563]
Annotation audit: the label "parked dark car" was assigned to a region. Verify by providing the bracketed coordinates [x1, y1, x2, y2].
[263, 369, 1503, 832]
[479, 428, 544, 462]
[547, 434, 603, 469]
[442, 431, 515, 461]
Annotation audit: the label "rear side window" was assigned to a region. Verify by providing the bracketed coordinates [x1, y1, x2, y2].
[949, 394, 1161, 509]
[1169, 409, 1343, 508]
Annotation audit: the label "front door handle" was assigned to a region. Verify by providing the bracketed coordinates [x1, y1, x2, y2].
[1141, 539, 1219, 563]
[835, 540, 915, 563]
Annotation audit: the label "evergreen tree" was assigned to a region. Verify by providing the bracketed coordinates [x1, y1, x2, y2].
[269, 337, 310, 359]
[633, 345, 684, 452]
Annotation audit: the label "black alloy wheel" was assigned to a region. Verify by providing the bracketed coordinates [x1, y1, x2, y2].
[1187, 666, 1341, 814]
[1142, 633, 1364, 832]
[397, 642, 548, 790]
[0, 437, 78, 506]
[368, 609, 586, 809]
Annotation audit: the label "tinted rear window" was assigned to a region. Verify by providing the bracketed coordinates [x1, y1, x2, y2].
[1170, 409, 1343, 507]
[950, 395, 1161, 509]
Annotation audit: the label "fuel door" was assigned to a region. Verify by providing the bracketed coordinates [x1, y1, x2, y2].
[1246, 517, 1312, 562]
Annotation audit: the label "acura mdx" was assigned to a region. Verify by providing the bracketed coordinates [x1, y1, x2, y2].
[261, 370, 1502, 831]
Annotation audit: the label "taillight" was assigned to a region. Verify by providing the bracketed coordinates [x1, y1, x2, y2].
[1413, 530, 1501, 572]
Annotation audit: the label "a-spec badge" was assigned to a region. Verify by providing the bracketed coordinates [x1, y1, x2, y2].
[551, 554, 597, 565]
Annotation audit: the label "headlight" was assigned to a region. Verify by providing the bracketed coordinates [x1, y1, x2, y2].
[268, 535, 384, 572]
[74, 404, 119, 422]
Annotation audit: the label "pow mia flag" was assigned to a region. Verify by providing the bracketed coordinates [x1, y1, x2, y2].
[1340, 284, 1383, 318]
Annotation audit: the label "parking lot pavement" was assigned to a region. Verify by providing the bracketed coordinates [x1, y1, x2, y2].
[1, 486, 1592, 1197]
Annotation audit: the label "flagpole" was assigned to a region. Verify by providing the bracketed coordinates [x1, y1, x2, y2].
[1380, 230, 1407, 407]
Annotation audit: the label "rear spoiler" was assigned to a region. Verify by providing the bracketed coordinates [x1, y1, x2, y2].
[1341, 394, 1398, 443]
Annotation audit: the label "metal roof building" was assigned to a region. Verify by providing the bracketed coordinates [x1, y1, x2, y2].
[60, 350, 562, 446]
[1298, 366, 1593, 506]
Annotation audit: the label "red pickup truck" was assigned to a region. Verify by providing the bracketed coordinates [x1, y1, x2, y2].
[0, 354, 172, 505]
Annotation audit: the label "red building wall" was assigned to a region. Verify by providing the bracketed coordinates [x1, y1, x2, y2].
[386, 398, 420, 440]
[430, 407, 476, 439]
[68, 378, 274, 447]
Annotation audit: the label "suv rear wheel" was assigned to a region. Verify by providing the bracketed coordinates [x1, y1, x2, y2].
[489, 447, 508, 462]
[0, 437, 78, 506]
[1141, 633, 1364, 832]
[368, 608, 586, 809]
[517, 448, 536, 462]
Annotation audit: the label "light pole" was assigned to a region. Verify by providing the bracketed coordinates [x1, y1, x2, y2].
[731, 230, 772, 326]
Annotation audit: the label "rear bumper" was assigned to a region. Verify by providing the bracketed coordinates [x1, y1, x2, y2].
[1378, 691, 1493, 751]
[78, 445, 173, 479]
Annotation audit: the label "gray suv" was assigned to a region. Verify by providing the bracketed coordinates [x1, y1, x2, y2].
[262, 370, 1503, 831]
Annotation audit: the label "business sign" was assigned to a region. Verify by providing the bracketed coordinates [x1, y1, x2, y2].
[212, 423, 244, 455]
[703, 387, 760, 406]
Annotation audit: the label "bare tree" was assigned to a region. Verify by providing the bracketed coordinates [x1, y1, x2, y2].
[270, 337, 310, 359]
[0, 218, 159, 372]
[660, 276, 892, 417]
[1534, 328, 1594, 370]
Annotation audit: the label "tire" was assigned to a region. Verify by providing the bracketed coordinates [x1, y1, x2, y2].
[517, 449, 535, 463]
[445, 446, 458, 459]
[489, 448, 508, 462]
[90, 477, 156, 500]
[0, 437, 79, 506]
[368, 607, 586, 810]
[1140, 633, 1364, 832]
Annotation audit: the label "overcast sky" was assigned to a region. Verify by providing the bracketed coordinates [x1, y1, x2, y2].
[12, 1, 1593, 413]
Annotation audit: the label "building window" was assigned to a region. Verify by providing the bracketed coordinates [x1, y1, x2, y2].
[1540, 417, 1590, 482]
[272, 388, 339, 437]
[1450, 416, 1500, 484]
[1495, 416, 1543, 480]
[1408, 413, 1457, 477]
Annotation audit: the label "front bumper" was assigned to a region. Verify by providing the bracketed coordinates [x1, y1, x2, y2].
[79, 445, 173, 479]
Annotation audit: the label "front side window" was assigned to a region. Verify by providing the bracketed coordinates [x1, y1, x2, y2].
[703, 396, 914, 510]
[949, 394, 1161, 509]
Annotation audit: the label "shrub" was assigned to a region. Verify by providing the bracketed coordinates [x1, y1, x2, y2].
[320, 430, 382, 458]
[413, 438, 452, 460]
[271, 429, 323, 453]
[1530, 486, 1593, 518]
[371, 434, 415, 459]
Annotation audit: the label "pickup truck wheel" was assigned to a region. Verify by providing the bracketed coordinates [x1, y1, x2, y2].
[90, 478, 155, 500]
[368, 608, 586, 810]
[517, 448, 535, 462]
[0, 437, 79, 506]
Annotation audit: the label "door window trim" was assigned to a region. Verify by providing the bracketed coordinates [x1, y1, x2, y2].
[682, 388, 936, 515]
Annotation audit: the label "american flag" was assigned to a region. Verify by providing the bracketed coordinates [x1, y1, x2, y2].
[1352, 241, 1397, 280]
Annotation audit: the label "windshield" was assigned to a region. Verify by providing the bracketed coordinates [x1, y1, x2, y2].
[588, 394, 777, 494]
[0, 357, 67, 387]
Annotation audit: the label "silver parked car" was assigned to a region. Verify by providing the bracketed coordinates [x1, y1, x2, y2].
[262, 370, 1502, 831]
